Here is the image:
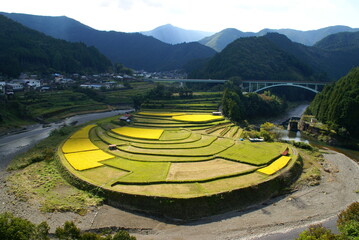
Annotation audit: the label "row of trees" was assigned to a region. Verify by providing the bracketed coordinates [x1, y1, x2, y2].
[0, 213, 136, 240]
[221, 80, 287, 123]
[296, 201, 359, 239]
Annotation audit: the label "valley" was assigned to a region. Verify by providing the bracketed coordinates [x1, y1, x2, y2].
[0, 8, 358, 240]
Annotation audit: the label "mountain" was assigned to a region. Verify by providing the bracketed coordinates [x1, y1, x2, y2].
[190, 32, 359, 81]
[0, 15, 111, 77]
[190, 35, 316, 81]
[1, 12, 216, 72]
[258, 25, 359, 46]
[198, 28, 256, 52]
[200, 26, 359, 52]
[307, 67, 359, 137]
[314, 31, 359, 50]
[141, 24, 213, 44]
[263, 32, 359, 80]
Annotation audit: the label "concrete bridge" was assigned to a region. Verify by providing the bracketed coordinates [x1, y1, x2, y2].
[144, 78, 328, 93]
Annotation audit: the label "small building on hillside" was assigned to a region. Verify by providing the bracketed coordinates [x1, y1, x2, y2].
[6, 83, 23, 91]
[212, 112, 222, 116]
[119, 113, 133, 122]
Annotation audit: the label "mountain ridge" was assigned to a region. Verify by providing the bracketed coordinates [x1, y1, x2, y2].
[0, 15, 112, 77]
[141, 24, 213, 44]
[190, 33, 359, 81]
[1, 12, 216, 72]
[200, 25, 359, 52]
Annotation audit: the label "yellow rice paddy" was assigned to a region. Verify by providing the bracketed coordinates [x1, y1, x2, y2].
[138, 112, 185, 117]
[62, 138, 99, 153]
[172, 114, 223, 122]
[70, 124, 96, 139]
[257, 156, 292, 175]
[64, 150, 115, 171]
[112, 126, 164, 140]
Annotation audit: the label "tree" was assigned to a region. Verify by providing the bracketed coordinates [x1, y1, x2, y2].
[112, 231, 136, 240]
[296, 224, 337, 240]
[55, 221, 81, 240]
[0, 212, 49, 240]
[337, 202, 359, 239]
[297, 202, 359, 240]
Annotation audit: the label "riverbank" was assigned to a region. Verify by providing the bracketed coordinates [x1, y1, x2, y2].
[0, 105, 132, 137]
[1, 150, 358, 239]
[0, 109, 133, 170]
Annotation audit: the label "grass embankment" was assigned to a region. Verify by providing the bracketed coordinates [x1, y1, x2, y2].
[6, 125, 104, 214]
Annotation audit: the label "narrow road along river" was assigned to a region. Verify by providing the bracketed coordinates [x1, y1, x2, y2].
[0, 109, 133, 170]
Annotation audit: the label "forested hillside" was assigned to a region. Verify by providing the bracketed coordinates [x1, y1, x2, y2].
[190, 33, 359, 81]
[1, 12, 216, 71]
[314, 31, 359, 50]
[307, 67, 359, 137]
[0, 15, 111, 77]
[190, 36, 316, 81]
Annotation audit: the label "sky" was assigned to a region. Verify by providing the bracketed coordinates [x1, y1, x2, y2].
[1, 0, 359, 33]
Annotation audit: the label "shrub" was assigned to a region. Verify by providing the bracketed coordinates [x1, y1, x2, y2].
[296, 224, 337, 240]
[297, 202, 359, 240]
[337, 202, 359, 239]
[339, 220, 359, 239]
[55, 221, 137, 240]
[338, 202, 359, 226]
[291, 141, 314, 151]
[0, 212, 49, 240]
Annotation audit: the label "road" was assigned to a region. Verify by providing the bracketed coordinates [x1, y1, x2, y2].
[0, 109, 133, 169]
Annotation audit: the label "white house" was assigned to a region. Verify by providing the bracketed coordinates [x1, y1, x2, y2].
[11, 79, 41, 88]
[0, 82, 5, 94]
[80, 84, 110, 90]
[7, 83, 24, 91]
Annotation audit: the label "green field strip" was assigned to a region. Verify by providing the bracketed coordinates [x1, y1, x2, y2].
[159, 129, 192, 141]
[112, 168, 259, 185]
[95, 127, 128, 145]
[218, 141, 286, 166]
[132, 122, 218, 129]
[134, 117, 183, 124]
[107, 130, 202, 144]
[101, 158, 171, 183]
[89, 127, 101, 141]
[110, 172, 267, 198]
[110, 148, 213, 162]
[132, 119, 231, 129]
[219, 125, 233, 137]
[234, 128, 244, 139]
[146, 98, 221, 104]
[131, 135, 217, 149]
[141, 103, 218, 108]
[110, 181, 208, 198]
[117, 138, 235, 157]
[224, 125, 239, 138]
[205, 122, 233, 134]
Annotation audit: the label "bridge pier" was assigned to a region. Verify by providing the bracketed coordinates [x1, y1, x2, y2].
[287, 120, 299, 131]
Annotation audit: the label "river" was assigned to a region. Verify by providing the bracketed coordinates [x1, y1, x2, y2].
[272, 103, 359, 162]
[251, 102, 358, 240]
[0, 109, 133, 170]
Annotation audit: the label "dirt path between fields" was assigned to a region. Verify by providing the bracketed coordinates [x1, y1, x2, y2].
[1, 149, 358, 239]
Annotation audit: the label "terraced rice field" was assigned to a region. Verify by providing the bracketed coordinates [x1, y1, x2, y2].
[59, 111, 299, 199]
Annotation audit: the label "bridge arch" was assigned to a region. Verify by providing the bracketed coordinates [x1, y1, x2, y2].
[254, 83, 319, 94]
